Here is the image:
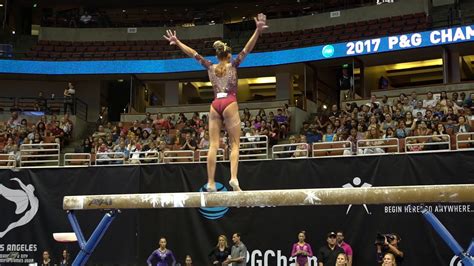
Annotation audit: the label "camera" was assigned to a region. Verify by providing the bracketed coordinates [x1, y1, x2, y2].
[375, 233, 395, 246]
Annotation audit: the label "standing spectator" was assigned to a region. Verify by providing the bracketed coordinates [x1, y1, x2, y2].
[336, 231, 353, 266]
[291, 231, 314, 266]
[81, 138, 92, 153]
[208, 235, 231, 266]
[198, 131, 210, 149]
[317, 232, 345, 266]
[35, 91, 47, 112]
[224, 233, 247, 266]
[41, 250, 53, 266]
[60, 113, 74, 140]
[146, 237, 176, 266]
[376, 234, 403, 265]
[275, 109, 289, 139]
[79, 11, 92, 25]
[64, 82, 76, 114]
[59, 250, 70, 266]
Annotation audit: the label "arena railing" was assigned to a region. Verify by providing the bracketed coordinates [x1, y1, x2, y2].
[0, 154, 17, 168]
[162, 150, 195, 163]
[455, 132, 474, 150]
[2, 96, 88, 120]
[128, 151, 160, 164]
[272, 143, 309, 159]
[405, 135, 451, 153]
[357, 138, 400, 155]
[198, 148, 226, 162]
[64, 153, 91, 166]
[239, 135, 269, 160]
[19, 143, 60, 168]
[94, 152, 126, 165]
[312, 141, 352, 157]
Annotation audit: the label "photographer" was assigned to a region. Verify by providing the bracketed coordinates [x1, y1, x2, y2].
[375, 233, 404, 265]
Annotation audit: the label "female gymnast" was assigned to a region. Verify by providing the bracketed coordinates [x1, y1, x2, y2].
[164, 13, 268, 191]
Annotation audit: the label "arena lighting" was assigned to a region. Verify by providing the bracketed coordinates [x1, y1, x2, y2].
[390, 59, 443, 70]
[1, 24, 474, 75]
[0, 4, 3, 7]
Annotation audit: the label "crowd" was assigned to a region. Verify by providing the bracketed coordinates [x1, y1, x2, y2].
[142, 230, 401, 266]
[0, 112, 74, 165]
[81, 104, 291, 163]
[297, 91, 473, 155]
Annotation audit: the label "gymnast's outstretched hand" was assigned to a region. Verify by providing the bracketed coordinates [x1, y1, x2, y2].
[163, 29, 178, 45]
[255, 13, 269, 32]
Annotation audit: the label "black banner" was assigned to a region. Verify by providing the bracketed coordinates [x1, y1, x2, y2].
[1, 152, 473, 265]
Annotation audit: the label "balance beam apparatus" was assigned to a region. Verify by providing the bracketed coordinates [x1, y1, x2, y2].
[63, 184, 474, 266]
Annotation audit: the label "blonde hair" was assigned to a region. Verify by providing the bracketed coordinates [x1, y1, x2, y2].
[216, 235, 228, 248]
[213, 40, 231, 60]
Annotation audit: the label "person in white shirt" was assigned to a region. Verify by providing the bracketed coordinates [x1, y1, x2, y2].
[422, 91, 438, 108]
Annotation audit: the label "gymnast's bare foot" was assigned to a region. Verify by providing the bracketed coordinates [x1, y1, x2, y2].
[229, 179, 242, 191]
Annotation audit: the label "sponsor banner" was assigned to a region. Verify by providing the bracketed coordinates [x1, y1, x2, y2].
[0, 152, 473, 265]
[1, 25, 473, 75]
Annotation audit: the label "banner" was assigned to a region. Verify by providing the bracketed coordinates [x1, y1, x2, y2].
[0, 152, 473, 265]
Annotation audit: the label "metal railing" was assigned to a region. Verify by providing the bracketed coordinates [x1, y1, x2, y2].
[19, 143, 60, 168]
[456, 132, 474, 150]
[198, 148, 225, 162]
[162, 150, 195, 163]
[357, 138, 400, 154]
[312, 141, 352, 157]
[405, 135, 451, 153]
[64, 153, 91, 166]
[0, 154, 17, 168]
[239, 135, 268, 160]
[272, 143, 309, 159]
[94, 152, 126, 165]
[128, 151, 160, 164]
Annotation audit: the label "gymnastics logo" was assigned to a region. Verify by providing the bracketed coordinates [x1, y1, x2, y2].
[0, 178, 39, 238]
[322, 45, 335, 58]
[198, 182, 229, 220]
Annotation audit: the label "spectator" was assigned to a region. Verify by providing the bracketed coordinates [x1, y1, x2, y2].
[37, 122, 47, 138]
[422, 91, 437, 108]
[32, 132, 43, 144]
[317, 231, 345, 266]
[361, 126, 385, 154]
[7, 111, 21, 128]
[60, 113, 73, 139]
[81, 138, 92, 153]
[208, 235, 231, 266]
[257, 108, 267, 121]
[344, 128, 362, 155]
[431, 123, 449, 150]
[177, 112, 187, 124]
[142, 112, 153, 124]
[409, 91, 418, 108]
[376, 234, 403, 265]
[381, 253, 397, 266]
[96, 143, 110, 165]
[41, 250, 53, 266]
[336, 253, 349, 266]
[412, 101, 426, 117]
[275, 109, 289, 139]
[64, 82, 75, 114]
[322, 125, 337, 142]
[92, 125, 107, 139]
[50, 121, 65, 146]
[455, 116, 471, 133]
[180, 133, 197, 151]
[35, 91, 47, 112]
[199, 131, 210, 149]
[336, 231, 353, 266]
[395, 121, 409, 139]
[383, 127, 395, 139]
[59, 249, 70, 266]
[224, 233, 247, 266]
[184, 255, 193, 266]
[3, 137, 18, 166]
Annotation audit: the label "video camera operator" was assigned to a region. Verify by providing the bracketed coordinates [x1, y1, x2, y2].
[375, 233, 404, 265]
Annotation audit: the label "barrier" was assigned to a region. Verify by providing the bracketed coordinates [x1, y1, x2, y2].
[312, 141, 352, 157]
[19, 143, 60, 168]
[64, 153, 91, 166]
[198, 148, 225, 162]
[162, 150, 195, 163]
[272, 143, 309, 159]
[405, 135, 451, 153]
[239, 135, 268, 160]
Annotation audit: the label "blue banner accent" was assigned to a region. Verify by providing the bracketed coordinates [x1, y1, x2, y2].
[1, 25, 473, 75]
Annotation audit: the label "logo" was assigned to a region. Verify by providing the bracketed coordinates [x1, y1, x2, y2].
[0, 178, 39, 238]
[377, 0, 394, 5]
[450, 255, 462, 266]
[198, 182, 229, 220]
[322, 45, 335, 58]
[343, 177, 372, 215]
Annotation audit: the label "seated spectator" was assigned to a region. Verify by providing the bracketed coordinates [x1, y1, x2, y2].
[32, 132, 43, 144]
[455, 116, 471, 133]
[176, 112, 187, 124]
[257, 108, 267, 121]
[92, 125, 107, 139]
[413, 101, 426, 117]
[129, 120, 142, 135]
[96, 144, 110, 165]
[383, 127, 395, 139]
[181, 121, 196, 135]
[422, 91, 438, 108]
[180, 133, 197, 151]
[114, 140, 130, 159]
[7, 112, 21, 128]
[60, 113, 74, 140]
[323, 125, 338, 142]
[144, 141, 159, 163]
[381, 114, 397, 131]
[343, 127, 362, 156]
[395, 121, 410, 139]
[360, 126, 385, 154]
[306, 126, 322, 144]
[254, 115, 263, 131]
[293, 135, 308, 158]
[280, 135, 297, 158]
[268, 111, 275, 122]
[141, 130, 152, 143]
[50, 121, 65, 146]
[81, 138, 92, 153]
[414, 121, 432, 136]
[431, 123, 449, 150]
[199, 131, 210, 149]
[142, 112, 153, 124]
[3, 137, 18, 166]
[367, 116, 379, 131]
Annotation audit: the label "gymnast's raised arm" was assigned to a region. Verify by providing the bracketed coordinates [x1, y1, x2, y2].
[163, 30, 212, 69]
[233, 13, 268, 67]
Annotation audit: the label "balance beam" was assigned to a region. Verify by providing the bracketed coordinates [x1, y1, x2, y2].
[63, 184, 474, 210]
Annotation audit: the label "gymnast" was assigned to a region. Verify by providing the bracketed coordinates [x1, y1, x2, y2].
[164, 13, 268, 192]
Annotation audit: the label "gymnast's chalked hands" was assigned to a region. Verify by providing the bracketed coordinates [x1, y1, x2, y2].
[255, 13, 269, 32]
[163, 29, 178, 45]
